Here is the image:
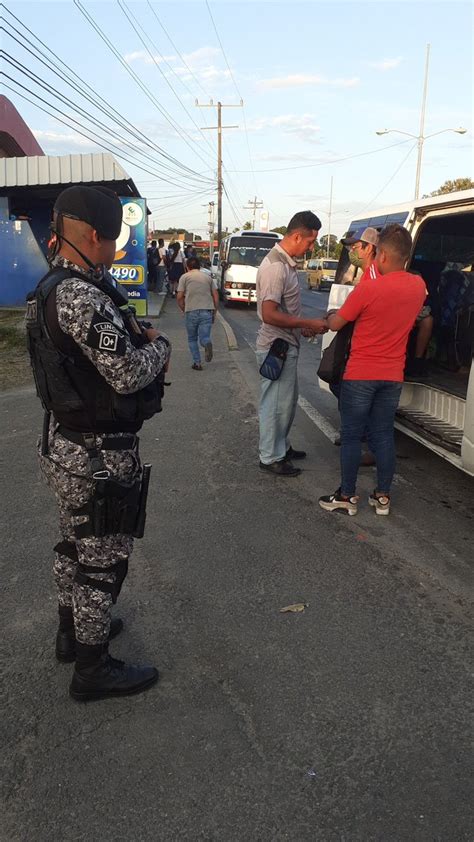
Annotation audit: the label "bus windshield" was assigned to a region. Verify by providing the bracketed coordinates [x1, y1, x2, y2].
[228, 236, 278, 267]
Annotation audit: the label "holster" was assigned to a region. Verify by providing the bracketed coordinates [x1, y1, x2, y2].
[73, 465, 151, 540]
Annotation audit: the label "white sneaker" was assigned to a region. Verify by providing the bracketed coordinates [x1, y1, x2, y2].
[368, 491, 390, 516]
[319, 489, 358, 516]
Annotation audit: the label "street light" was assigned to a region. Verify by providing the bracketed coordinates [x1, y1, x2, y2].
[375, 44, 468, 199]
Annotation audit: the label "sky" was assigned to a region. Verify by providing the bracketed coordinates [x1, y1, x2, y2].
[3, 0, 473, 239]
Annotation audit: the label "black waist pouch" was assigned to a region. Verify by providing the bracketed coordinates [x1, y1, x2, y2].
[259, 338, 289, 381]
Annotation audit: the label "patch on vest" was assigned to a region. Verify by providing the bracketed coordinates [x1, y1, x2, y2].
[86, 310, 126, 355]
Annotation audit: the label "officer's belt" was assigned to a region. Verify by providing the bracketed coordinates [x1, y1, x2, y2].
[57, 425, 137, 451]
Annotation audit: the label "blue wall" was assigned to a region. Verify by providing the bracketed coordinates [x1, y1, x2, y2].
[0, 197, 49, 307]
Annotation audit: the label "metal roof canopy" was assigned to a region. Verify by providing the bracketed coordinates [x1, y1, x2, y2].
[0, 152, 143, 203]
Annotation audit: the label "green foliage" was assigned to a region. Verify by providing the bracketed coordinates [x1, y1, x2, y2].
[242, 221, 252, 230]
[270, 225, 288, 235]
[423, 177, 474, 198]
[314, 234, 342, 259]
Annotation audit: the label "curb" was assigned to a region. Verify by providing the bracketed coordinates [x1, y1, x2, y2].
[216, 310, 239, 351]
[147, 292, 167, 320]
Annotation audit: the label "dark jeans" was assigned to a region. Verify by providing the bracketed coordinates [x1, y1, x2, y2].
[339, 380, 403, 496]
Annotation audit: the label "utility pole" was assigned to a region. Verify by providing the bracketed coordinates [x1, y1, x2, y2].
[196, 99, 242, 245]
[207, 201, 215, 256]
[326, 176, 333, 259]
[243, 196, 263, 230]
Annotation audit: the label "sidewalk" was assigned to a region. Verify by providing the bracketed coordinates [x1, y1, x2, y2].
[1, 299, 472, 841]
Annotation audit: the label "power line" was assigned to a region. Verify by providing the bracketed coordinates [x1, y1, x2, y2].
[116, 0, 216, 165]
[223, 184, 242, 229]
[1, 7, 212, 185]
[2, 53, 207, 192]
[73, 0, 213, 173]
[144, 1, 219, 152]
[352, 142, 418, 216]
[1, 78, 211, 192]
[226, 139, 413, 173]
[205, 0, 258, 193]
[146, 1, 211, 100]
[196, 99, 241, 244]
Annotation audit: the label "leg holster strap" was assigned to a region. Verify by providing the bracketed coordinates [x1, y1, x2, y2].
[74, 557, 128, 604]
[73, 479, 142, 539]
[53, 540, 79, 562]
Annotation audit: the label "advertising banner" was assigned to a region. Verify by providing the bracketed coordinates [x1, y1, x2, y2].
[110, 198, 148, 316]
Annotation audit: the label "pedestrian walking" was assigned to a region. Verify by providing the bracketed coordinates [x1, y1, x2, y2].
[256, 211, 328, 476]
[26, 185, 171, 701]
[319, 224, 426, 516]
[168, 242, 186, 297]
[176, 256, 219, 370]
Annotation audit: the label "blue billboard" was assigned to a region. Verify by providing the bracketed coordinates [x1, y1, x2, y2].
[110, 197, 148, 316]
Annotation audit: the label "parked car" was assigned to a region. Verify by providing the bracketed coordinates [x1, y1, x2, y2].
[307, 258, 339, 290]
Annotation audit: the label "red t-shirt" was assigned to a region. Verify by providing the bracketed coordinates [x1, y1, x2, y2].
[339, 270, 426, 381]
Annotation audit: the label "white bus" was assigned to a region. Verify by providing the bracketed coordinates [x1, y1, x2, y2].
[321, 190, 474, 475]
[217, 230, 282, 305]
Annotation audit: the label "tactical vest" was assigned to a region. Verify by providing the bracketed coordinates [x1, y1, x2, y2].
[26, 266, 164, 434]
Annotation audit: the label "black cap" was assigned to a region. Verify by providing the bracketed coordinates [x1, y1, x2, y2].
[54, 185, 123, 240]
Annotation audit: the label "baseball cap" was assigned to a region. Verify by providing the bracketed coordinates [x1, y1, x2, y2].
[341, 226, 379, 247]
[54, 185, 123, 240]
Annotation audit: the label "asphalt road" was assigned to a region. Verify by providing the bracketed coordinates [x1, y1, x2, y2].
[1, 294, 473, 841]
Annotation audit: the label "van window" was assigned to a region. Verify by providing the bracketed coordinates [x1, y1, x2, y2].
[322, 260, 338, 271]
[411, 211, 474, 266]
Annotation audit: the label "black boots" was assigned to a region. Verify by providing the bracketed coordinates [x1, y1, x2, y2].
[55, 606, 123, 662]
[70, 642, 159, 701]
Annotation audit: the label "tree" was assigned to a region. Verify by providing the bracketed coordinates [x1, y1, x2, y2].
[315, 234, 342, 259]
[270, 225, 287, 236]
[423, 177, 474, 198]
[242, 221, 252, 230]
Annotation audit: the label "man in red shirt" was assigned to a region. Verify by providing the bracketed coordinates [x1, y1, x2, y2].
[319, 224, 426, 516]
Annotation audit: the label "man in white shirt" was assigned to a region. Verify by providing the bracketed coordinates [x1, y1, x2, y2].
[256, 211, 327, 476]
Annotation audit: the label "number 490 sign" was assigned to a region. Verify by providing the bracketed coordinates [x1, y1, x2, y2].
[111, 198, 148, 317]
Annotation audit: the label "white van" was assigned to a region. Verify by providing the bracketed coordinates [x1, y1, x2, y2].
[217, 230, 282, 305]
[320, 190, 474, 475]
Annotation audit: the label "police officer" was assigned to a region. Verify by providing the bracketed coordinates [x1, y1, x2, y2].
[26, 186, 171, 701]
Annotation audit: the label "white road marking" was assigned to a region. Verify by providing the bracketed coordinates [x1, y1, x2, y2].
[297, 396, 338, 443]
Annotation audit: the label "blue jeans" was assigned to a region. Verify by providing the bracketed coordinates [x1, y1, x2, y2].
[185, 309, 213, 364]
[157, 266, 166, 292]
[256, 345, 299, 464]
[339, 380, 403, 496]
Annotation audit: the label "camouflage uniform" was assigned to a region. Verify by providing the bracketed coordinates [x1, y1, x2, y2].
[39, 257, 170, 646]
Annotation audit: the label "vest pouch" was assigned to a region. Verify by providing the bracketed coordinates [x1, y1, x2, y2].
[138, 375, 164, 419]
